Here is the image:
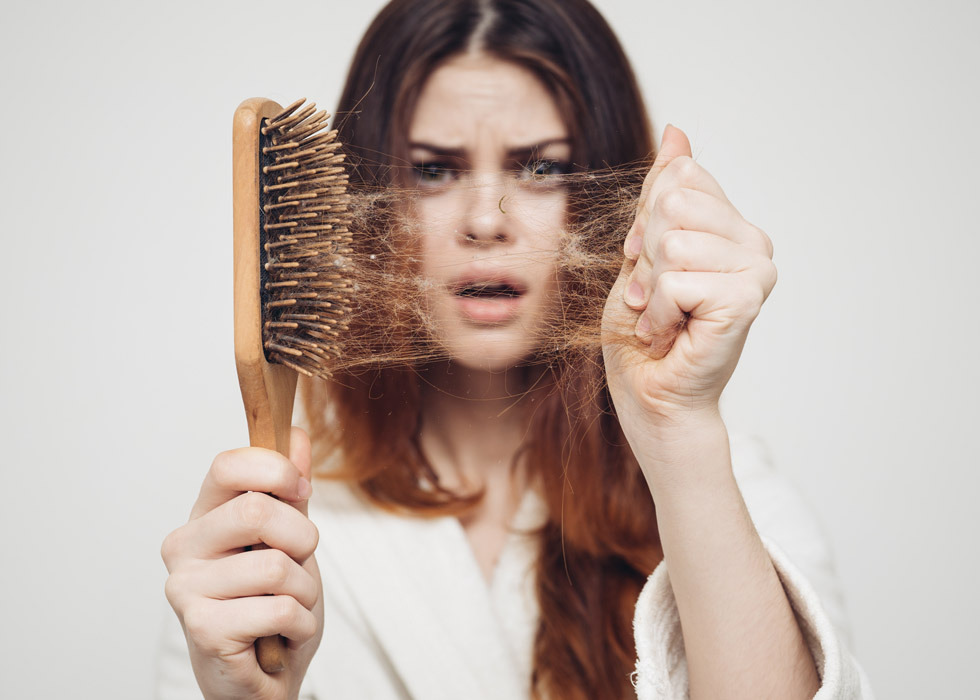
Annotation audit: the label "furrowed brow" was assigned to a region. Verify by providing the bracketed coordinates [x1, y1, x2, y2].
[505, 138, 571, 158]
[408, 142, 466, 158]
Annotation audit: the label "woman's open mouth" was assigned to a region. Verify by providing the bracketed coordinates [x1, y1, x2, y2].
[451, 275, 527, 323]
[455, 281, 522, 299]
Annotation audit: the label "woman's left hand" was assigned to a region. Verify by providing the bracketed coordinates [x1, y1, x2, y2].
[602, 125, 776, 445]
[601, 128, 822, 699]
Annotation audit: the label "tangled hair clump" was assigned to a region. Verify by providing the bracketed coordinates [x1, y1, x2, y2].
[303, 163, 652, 375]
[302, 1, 665, 698]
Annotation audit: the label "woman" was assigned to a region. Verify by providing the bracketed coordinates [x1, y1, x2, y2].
[159, 1, 872, 698]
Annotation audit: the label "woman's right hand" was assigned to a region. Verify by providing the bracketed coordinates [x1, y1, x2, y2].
[161, 427, 324, 700]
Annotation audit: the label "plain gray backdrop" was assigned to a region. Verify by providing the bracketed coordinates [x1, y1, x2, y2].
[1, 0, 977, 697]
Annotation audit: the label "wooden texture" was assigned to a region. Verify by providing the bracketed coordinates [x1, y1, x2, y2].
[232, 97, 294, 674]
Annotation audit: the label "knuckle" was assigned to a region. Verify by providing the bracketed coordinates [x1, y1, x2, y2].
[236, 491, 274, 531]
[302, 521, 320, 558]
[299, 570, 319, 609]
[751, 224, 774, 257]
[658, 229, 687, 264]
[262, 550, 292, 588]
[272, 596, 298, 629]
[164, 571, 186, 608]
[297, 608, 318, 641]
[671, 155, 699, 183]
[655, 187, 689, 220]
[160, 528, 183, 568]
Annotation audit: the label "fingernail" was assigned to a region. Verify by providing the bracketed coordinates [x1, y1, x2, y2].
[297, 477, 312, 499]
[625, 281, 644, 307]
[636, 314, 651, 338]
[626, 232, 643, 257]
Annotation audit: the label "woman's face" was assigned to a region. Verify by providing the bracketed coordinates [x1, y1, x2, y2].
[406, 53, 571, 372]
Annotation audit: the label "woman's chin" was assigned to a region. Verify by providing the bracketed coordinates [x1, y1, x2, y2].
[438, 334, 541, 374]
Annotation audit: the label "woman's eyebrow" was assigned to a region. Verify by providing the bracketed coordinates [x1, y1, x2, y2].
[408, 138, 571, 159]
[506, 138, 571, 158]
[408, 142, 465, 157]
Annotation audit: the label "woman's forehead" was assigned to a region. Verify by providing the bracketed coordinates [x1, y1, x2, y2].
[408, 54, 567, 150]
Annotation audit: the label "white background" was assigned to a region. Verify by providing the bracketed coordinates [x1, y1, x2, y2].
[1, 1, 977, 697]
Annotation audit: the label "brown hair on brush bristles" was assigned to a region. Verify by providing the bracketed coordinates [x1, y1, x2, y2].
[302, 1, 664, 698]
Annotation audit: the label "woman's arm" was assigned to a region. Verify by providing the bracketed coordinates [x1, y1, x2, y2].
[603, 127, 818, 699]
[633, 412, 819, 699]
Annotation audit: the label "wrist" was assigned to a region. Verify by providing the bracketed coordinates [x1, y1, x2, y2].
[626, 408, 733, 499]
[641, 403, 724, 437]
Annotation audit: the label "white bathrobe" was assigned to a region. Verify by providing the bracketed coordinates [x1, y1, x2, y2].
[156, 435, 874, 699]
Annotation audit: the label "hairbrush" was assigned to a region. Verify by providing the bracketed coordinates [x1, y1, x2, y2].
[232, 97, 352, 673]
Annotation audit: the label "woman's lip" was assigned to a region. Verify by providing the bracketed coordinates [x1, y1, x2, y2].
[449, 269, 529, 296]
[455, 294, 523, 323]
[447, 268, 529, 323]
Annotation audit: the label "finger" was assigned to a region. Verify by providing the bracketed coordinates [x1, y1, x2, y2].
[191, 448, 310, 521]
[626, 155, 734, 259]
[624, 188, 766, 310]
[171, 549, 319, 611]
[286, 427, 313, 517]
[182, 595, 319, 654]
[626, 124, 692, 255]
[633, 271, 690, 357]
[654, 187, 766, 248]
[177, 491, 319, 563]
[648, 230, 763, 284]
[636, 271, 766, 350]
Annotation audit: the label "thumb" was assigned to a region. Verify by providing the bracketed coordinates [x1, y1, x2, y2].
[652, 124, 693, 172]
[637, 124, 693, 213]
[625, 124, 694, 259]
[287, 425, 313, 515]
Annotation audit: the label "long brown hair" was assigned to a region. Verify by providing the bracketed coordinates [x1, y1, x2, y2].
[303, 1, 663, 697]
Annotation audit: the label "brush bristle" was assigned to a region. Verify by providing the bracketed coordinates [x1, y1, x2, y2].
[259, 98, 352, 378]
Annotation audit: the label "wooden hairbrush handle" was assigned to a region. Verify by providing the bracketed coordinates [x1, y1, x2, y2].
[237, 359, 297, 675]
[233, 98, 298, 674]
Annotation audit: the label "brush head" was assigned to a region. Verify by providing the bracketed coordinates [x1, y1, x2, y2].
[257, 98, 353, 378]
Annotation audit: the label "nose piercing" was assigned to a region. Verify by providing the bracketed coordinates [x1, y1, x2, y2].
[498, 195, 508, 214]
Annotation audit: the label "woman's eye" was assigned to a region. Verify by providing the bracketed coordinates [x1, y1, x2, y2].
[413, 162, 454, 186]
[519, 159, 568, 181]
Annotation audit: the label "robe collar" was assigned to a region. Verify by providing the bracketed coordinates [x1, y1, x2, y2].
[309, 481, 545, 699]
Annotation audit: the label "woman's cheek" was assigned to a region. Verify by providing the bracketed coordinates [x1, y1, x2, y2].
[509, 187, 567, 232]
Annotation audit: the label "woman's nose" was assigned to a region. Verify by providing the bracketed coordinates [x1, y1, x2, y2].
[459, 173, 511, 245]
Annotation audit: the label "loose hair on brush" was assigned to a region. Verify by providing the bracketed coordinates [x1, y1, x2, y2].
[301, 1, 664, 697]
